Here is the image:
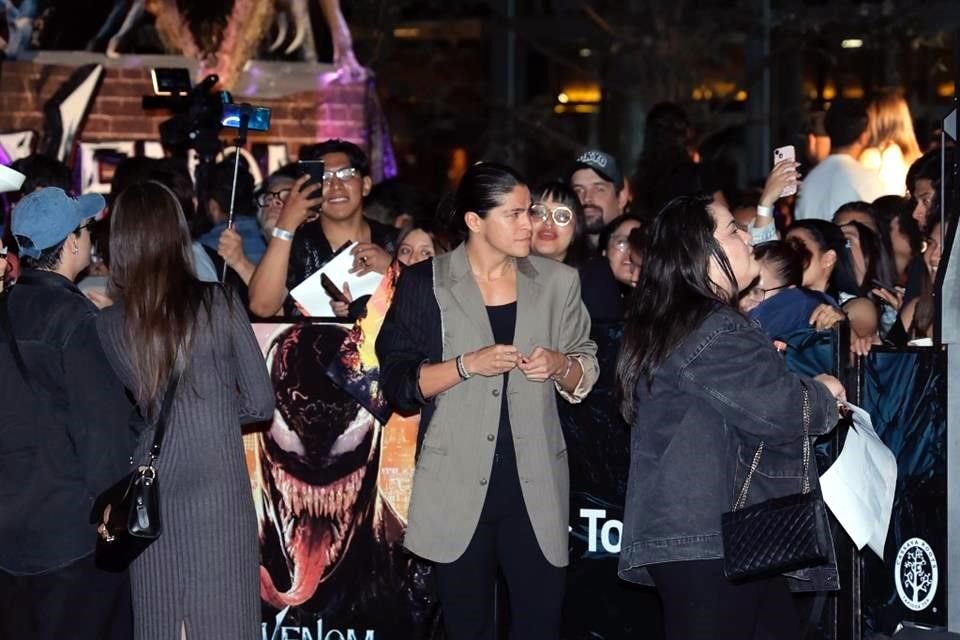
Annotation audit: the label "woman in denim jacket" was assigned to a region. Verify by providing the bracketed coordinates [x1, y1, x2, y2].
[616, 195, 845, 639]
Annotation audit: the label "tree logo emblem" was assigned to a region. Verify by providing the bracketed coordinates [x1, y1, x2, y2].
[895, 537, 938, 611]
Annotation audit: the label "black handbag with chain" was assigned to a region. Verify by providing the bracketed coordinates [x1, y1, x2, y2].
[89, 368, 180, 572]
[721, 387, 833, 581]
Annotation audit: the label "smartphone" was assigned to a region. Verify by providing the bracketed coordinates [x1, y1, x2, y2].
[320, 273, 350, 304]
[297, 159, 325, 202]
[773, 145, 797, 197]
[221, 104, 271, 132]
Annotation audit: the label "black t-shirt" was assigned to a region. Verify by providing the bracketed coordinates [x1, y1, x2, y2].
[486, 301, 518, 468]
[284, 217, 398, 315]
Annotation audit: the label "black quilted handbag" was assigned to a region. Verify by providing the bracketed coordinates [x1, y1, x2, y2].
[721, 387, 832, 581]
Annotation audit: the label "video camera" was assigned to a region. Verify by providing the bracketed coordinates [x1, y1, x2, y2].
[142, 70, 225, 164]
[142, 69, 274, 166]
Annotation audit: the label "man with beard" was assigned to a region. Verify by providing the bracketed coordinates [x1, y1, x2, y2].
[570, 150, 631, 249]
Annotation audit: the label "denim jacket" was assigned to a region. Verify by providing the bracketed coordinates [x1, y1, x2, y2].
[618, 305, 840, 592]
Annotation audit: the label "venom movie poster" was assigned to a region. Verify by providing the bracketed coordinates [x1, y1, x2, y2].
[244, 270, 441, 640]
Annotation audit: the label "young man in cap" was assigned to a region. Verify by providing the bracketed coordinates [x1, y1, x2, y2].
[570, 150, 632, 247]
[0, 187, 137, 639]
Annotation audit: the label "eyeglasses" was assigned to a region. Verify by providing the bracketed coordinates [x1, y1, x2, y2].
[256, 188, 292, 207]
[322, 167, 361, 183]
[530, 203, 574, 227]
[609, 237, 631, 253]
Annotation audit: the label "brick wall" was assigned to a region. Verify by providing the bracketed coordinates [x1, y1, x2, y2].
[0, 57, 368, 163]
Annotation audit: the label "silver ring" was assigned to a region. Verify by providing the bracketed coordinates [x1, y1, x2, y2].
[360, 256, 368, 265]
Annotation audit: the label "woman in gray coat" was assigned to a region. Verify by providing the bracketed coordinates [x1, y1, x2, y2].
[97, 181, 274, 639]
[376, 162, 598, 639]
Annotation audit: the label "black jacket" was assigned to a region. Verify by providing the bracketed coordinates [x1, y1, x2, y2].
[0, 270, 138, 574]
[617, 305, 841, 592]
[285, 217, 398, 315]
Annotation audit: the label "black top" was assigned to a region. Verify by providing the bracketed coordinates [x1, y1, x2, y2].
[285, 217, 398, 315]
[486, 302, 518, 467]
[0, 270, 139, 574]
[579, 256, 630, 323]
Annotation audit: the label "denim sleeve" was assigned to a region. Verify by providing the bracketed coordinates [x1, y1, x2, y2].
[375, 266, 435, 415]
[678, 323, 839, 445]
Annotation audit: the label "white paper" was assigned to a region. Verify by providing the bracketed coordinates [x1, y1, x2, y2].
[289, 241, 383, 317]
[819, 401, 897, 559]
[0, 165, 25, 193]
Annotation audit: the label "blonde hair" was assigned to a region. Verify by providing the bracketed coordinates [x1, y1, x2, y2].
[868, 90, 922, 165]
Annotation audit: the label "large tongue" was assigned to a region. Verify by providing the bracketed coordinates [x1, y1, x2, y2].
[260, 518, 332, 608]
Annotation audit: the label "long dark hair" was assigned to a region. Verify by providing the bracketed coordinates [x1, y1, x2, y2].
[531, 180, 591, 268]
[109, 181, 212, 413]
[788, 219, 859, 300]
[844, 220, 898, 292]
[616, 195, 738, 421]
[445, 162, 526, 245]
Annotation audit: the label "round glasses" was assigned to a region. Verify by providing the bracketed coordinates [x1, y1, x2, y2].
[256, 188, 292, 207]
[530, 203, 574, 227]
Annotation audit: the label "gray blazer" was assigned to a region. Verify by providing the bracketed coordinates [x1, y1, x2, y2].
[376, 244, 598, 567]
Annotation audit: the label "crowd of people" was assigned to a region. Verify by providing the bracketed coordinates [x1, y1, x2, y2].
[0, 90, 949, 639]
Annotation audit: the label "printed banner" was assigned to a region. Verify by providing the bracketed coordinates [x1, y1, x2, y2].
[244, 266, 441, 640]
[858, 348, 948, 634]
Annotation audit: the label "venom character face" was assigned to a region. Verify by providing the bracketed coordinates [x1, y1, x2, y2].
[258, 323, 382, 609]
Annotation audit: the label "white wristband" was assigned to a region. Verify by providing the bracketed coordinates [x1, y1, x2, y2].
[756, 205, 774, 218]
[271, 227, 295, 242]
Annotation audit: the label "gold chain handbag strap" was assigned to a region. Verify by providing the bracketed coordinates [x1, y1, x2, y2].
[733, 386, 812, 511]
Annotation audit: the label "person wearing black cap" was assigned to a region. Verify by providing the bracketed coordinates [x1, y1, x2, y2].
[0, 187, 137, 639]
[570, 150, 631, 248]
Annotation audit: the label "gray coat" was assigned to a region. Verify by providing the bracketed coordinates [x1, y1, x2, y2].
[376, 244, 599, 567]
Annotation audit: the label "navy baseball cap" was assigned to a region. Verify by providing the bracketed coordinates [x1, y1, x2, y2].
[573, 150, 624, 189]
[12, 187, 105, 259]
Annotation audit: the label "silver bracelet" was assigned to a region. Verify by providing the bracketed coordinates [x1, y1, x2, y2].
[455, 353, 471, 380]
[271, 227, 295, 242]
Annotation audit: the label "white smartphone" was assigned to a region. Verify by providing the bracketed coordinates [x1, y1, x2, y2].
[773, 145, 797, 197]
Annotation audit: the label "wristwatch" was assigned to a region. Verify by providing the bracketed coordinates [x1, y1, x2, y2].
[271, 227, 295, 242]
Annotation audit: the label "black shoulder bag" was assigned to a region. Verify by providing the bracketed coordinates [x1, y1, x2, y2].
[89, 363, 180, 572]
[721, 386, 833, 581]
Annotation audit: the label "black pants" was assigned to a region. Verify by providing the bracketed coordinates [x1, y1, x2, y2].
[434, 455, 565, 640]
[649, 559, 801, 640]
[0, 553, 132, 639]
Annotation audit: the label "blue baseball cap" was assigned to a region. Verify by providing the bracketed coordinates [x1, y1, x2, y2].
[12, 187, 105, 259]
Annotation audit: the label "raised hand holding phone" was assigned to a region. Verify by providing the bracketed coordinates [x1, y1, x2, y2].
[275, 175, 324, 232]
[760, 146, 801, 206]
